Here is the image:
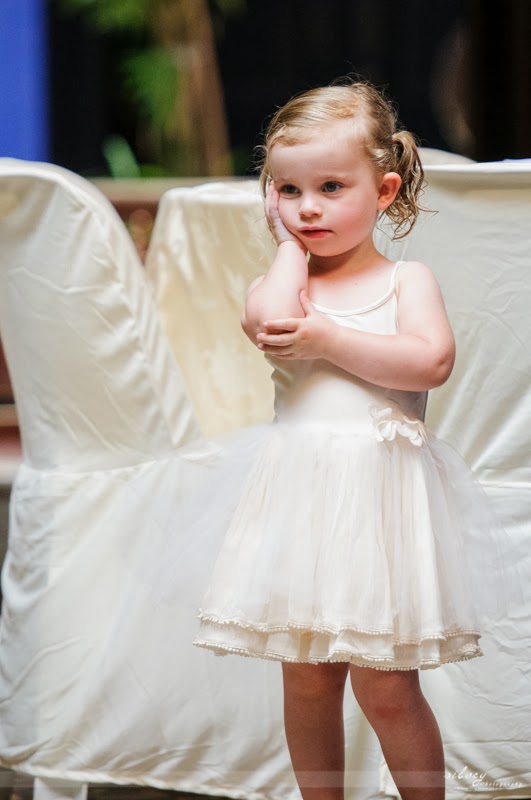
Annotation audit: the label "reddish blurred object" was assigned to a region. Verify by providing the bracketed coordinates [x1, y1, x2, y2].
[127, 207, 155, 262]
[0, 346, 12, 404]
[0, 348, 20, 471]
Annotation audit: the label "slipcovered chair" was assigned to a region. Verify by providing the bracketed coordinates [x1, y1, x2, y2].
[145, 179, 276, 436]
[372, 160, 531, 796]
[417, 147, 474, 165]
[0, 160, 300, 800]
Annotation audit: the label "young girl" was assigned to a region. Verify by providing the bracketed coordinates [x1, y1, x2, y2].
[192, 81, 499, 800]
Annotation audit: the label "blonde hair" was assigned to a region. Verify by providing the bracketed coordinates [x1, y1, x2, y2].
[258, 81, 425, 239]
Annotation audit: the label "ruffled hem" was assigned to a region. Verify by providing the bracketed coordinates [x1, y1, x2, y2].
[194, 621, 483, 671]
[194, 617, 483, 670]
[193, 644, 483, 671]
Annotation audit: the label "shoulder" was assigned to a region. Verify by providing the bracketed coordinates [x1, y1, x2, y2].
[397, 260, 438, 282]
[396, 260, 443, 298]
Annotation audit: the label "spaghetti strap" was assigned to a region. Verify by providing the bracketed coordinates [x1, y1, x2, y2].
[389, 260, 403, 292]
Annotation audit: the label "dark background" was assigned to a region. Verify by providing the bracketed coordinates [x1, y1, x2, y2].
[49, 0, 531, 176]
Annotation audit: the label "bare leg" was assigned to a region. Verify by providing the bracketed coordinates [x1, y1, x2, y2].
[349, 666, 445, 800]
[281, 662, 349, 800]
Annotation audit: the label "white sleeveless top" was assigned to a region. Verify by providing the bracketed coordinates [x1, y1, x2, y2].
[267, 261, 428, 435]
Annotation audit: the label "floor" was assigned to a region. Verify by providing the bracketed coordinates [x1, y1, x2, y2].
[0, 769, 228, 800]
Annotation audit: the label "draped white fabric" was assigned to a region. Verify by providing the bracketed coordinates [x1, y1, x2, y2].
[0, 157, 529, 799]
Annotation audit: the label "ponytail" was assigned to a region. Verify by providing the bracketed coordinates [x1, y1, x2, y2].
[385, 130, 425, 239]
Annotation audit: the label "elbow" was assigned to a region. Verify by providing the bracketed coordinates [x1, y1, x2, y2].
[428, 344, 455, 388]
[240, 310, 261, 345]
[242, 294, 269, 342]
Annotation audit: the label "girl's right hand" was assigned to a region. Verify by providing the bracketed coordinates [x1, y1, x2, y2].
[265, 184, 306, 251]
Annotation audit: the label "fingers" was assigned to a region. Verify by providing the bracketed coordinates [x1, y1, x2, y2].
[262, 319, 298, 332]
[299, 289, 315, 315]
[264, 185, 301, 247]
[265, 183, 279, 221]
[257, 343, 294, 356]
[257, 331, 294, 346]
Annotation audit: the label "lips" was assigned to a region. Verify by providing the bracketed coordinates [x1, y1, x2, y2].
[299, 228, 331, 238]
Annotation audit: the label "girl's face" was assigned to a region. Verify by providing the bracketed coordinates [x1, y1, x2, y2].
[269, 119, 399, 262]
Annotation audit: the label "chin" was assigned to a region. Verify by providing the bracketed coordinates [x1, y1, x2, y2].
[307, 243, 347, 258]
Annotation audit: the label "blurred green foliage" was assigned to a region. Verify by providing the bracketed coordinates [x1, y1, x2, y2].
[59, 0, 246, 176]
[122, 47, 180, 135]
[60, 0, 246, 33]
[60, 0, 148, 30]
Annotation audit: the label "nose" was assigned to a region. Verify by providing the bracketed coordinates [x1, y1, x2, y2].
[298, 192, 322, 218]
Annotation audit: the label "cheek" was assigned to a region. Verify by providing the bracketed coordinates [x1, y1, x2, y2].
[338, 198, 377, 228]
[334, 203, 362, 229]
[277, 199, 297, 228]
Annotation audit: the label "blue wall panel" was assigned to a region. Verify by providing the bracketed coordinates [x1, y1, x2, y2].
[0, 0, 49, 160]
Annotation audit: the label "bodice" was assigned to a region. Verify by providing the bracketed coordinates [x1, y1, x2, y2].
[267, 263, 428, 435]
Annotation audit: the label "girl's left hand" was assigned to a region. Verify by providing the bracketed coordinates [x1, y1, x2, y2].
[256, 291, 332, 359]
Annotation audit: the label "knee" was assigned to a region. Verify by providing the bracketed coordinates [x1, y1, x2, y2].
[282, 662, 349, 700]
[351, 668, 423, 721]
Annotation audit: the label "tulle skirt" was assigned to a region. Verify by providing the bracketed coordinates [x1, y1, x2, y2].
[118, 417, 507, 672]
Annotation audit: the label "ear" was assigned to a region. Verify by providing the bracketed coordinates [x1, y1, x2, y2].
[377, 172, 401, 211]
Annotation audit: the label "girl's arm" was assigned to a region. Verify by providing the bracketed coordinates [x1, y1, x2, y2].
[257, 261, 456, 392]
[241, 187, 308, 342]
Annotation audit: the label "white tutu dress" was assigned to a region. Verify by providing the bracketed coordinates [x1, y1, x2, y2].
[190, 261, 503, 670]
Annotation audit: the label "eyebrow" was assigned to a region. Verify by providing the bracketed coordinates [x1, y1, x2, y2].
[274, 173, 351, 182]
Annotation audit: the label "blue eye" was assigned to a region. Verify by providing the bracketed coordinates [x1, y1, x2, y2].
[322, 182, 342, 193]
[279, 184, 299, 195]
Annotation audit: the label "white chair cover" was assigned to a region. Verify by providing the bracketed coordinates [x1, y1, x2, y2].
[374, 162, 531, 796]
[0, 160, 301, 799]
[417, 147, 475, 166]
[145, 180, 276, 436]
[145, 162, 531, 799]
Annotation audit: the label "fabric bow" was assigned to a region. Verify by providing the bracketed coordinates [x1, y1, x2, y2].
[369, 403, 427, 447]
